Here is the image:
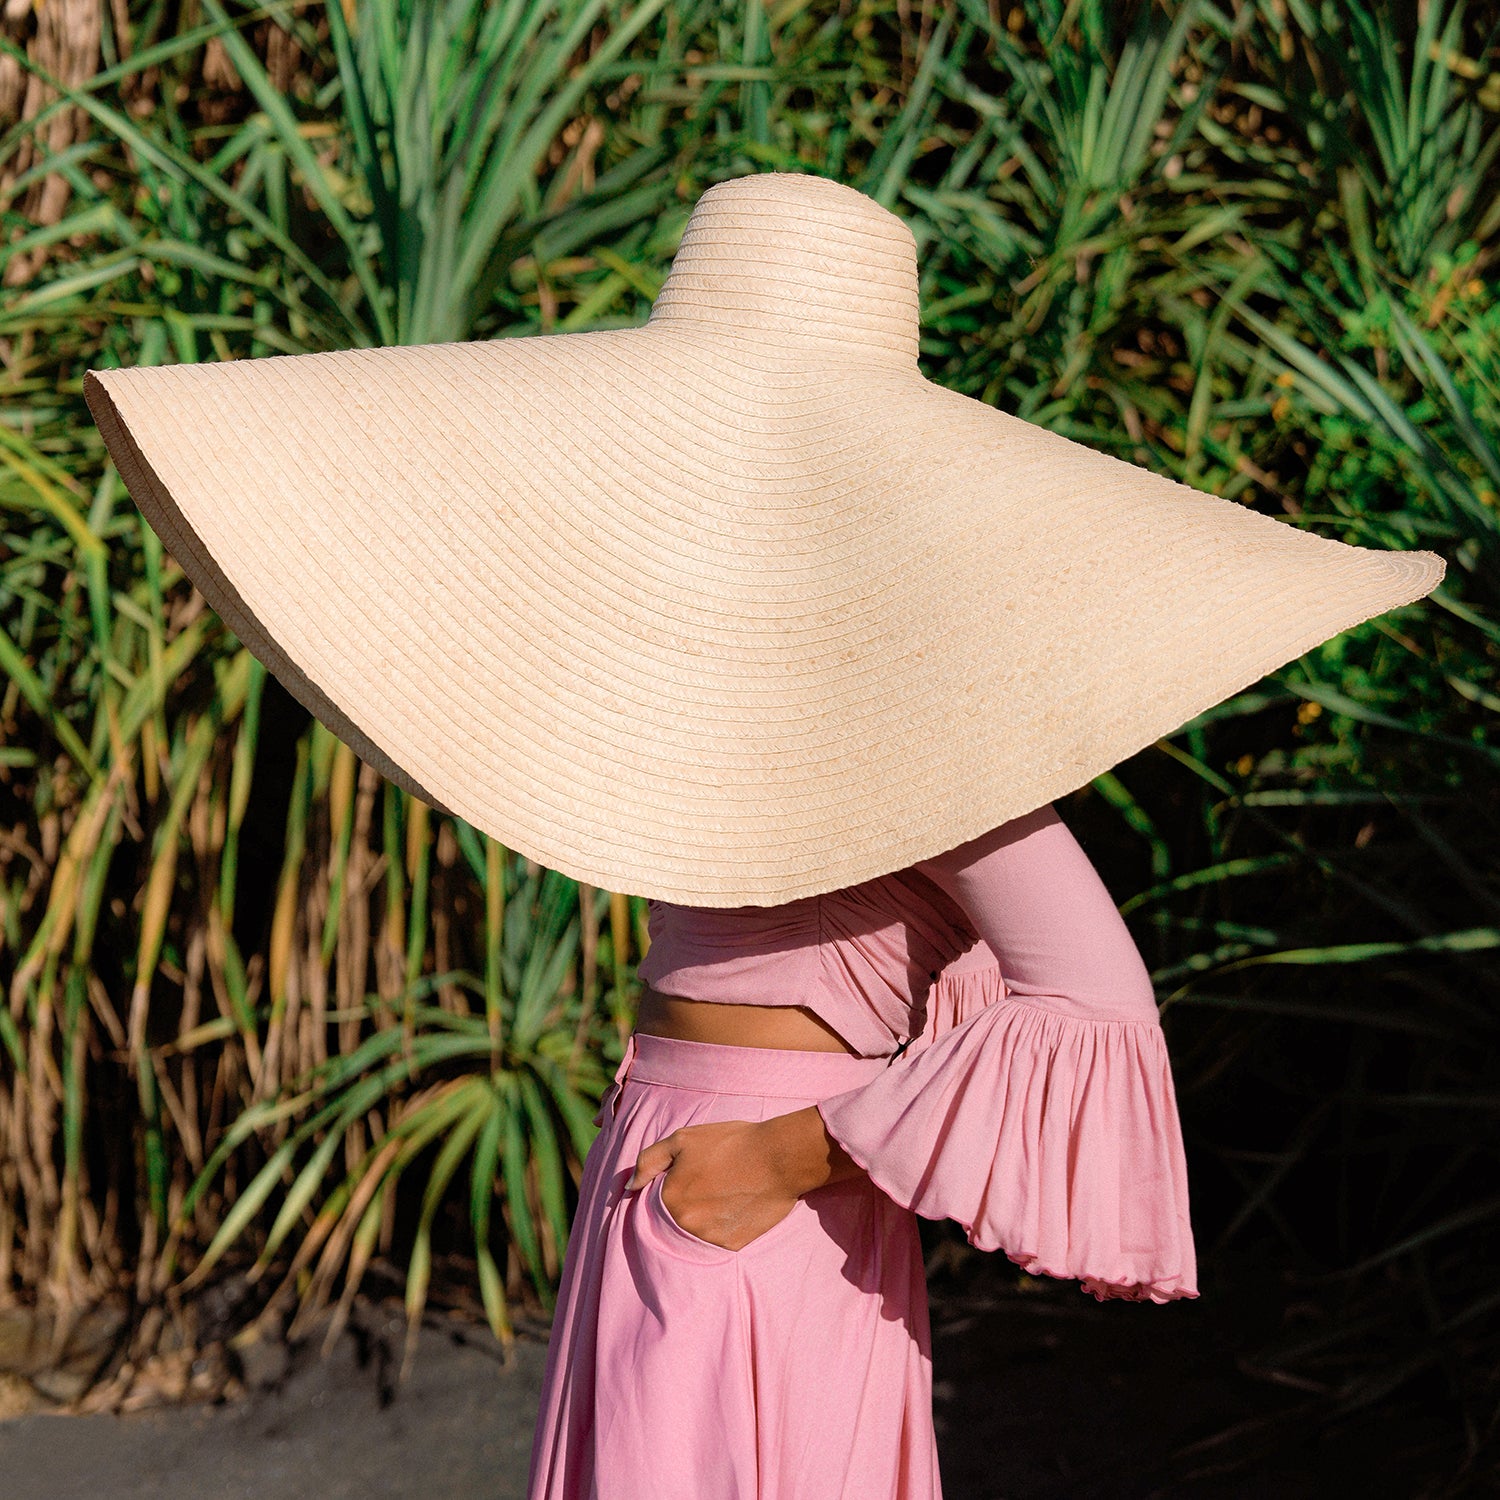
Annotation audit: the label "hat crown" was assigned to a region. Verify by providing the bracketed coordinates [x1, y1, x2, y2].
[646, 173, 920, 365]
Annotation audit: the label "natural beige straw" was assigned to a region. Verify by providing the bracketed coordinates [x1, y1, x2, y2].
[83, 171, 1446, 905]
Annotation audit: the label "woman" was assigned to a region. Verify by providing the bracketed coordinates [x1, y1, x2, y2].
[80, 166, 1444, 1500]
[526, 801, 1197, 1498]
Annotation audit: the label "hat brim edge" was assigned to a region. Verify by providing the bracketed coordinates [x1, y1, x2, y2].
[83, 367, 464, 825]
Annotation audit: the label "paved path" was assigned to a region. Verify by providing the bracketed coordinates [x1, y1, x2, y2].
[0, 1309, 544, 1500]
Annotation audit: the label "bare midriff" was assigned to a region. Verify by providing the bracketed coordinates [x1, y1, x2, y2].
[635, 983, 860, 1055]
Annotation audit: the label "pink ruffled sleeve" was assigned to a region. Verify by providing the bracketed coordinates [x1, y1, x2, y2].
[816, 803, 1199, 1304]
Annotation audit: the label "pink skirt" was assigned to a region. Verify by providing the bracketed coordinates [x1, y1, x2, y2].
[526, 1032, 942, 1499]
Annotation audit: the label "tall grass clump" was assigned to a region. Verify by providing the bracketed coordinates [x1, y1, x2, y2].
[0, 0, 709, 1376]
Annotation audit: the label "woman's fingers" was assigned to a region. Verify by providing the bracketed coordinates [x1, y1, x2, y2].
[622, 1119, 805, 1250]
[628, 1133, 679, 1190]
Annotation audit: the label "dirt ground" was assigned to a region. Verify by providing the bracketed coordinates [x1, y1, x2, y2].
[0, 1241, 1468, 1500]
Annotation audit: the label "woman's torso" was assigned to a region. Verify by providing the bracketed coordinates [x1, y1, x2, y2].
[634, 863, 1005, 1058]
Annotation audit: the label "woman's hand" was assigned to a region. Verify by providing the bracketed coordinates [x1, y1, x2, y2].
[628, 1106, 865, 1251]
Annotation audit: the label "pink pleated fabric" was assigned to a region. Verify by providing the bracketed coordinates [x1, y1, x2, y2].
[527, 1033, 939, 1500]
[816, 990, 1197, 1302]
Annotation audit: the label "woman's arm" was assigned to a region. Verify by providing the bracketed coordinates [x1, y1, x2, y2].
[627, 802, 1198, 1297]
[812, 801, 1198, 1301]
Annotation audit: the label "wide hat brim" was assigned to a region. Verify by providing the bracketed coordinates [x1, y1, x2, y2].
[82, 173, 1445, 906]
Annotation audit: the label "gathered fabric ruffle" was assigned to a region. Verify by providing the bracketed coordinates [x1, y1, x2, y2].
[817, 964, 1199, 1305]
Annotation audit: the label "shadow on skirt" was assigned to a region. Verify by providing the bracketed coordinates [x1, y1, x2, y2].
[526, 1031, 942, 1500]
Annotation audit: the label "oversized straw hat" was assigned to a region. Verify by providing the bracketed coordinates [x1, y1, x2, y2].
[83, 171, 1445, 906]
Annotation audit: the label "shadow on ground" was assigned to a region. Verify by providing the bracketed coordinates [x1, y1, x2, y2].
[923, 1241, 1461, 1500]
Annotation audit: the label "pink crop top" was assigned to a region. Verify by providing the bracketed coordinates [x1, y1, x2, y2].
[636, 801, 1198, 1304]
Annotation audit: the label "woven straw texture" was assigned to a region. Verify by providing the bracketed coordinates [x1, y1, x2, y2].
[83, 172, 1446, 905]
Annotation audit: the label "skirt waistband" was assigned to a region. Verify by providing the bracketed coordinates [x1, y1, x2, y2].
[623, 1030, 892, 1099]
